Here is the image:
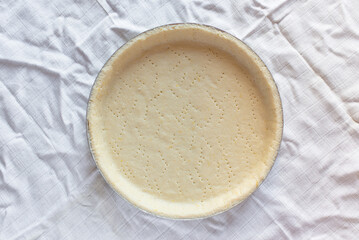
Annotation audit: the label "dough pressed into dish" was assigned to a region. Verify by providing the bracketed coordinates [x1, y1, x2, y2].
[87, 24, 283, 219]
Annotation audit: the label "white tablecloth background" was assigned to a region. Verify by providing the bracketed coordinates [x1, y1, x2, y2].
[1, 0, 359, 239]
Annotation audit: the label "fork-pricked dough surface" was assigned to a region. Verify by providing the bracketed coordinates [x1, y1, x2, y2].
[88, 24, 283, 219]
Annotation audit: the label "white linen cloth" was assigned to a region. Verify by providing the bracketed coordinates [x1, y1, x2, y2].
[1, 0, 359, 239]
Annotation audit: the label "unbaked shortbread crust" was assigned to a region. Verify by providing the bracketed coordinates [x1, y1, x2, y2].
[87, 24, 283, 219]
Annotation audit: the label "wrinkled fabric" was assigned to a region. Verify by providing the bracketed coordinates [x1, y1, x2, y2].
[1, 0, 359, 239]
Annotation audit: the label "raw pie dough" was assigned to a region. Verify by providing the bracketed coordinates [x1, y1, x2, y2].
[87, 24, 283, 219]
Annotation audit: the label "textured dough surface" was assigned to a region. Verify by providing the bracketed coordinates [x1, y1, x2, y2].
[88, 24, 283, 218]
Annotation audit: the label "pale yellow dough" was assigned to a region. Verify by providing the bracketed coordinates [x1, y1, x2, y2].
[87, 24, 283, 219]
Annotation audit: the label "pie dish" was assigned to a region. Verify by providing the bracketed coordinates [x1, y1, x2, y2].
[87, 23, 283, 219]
